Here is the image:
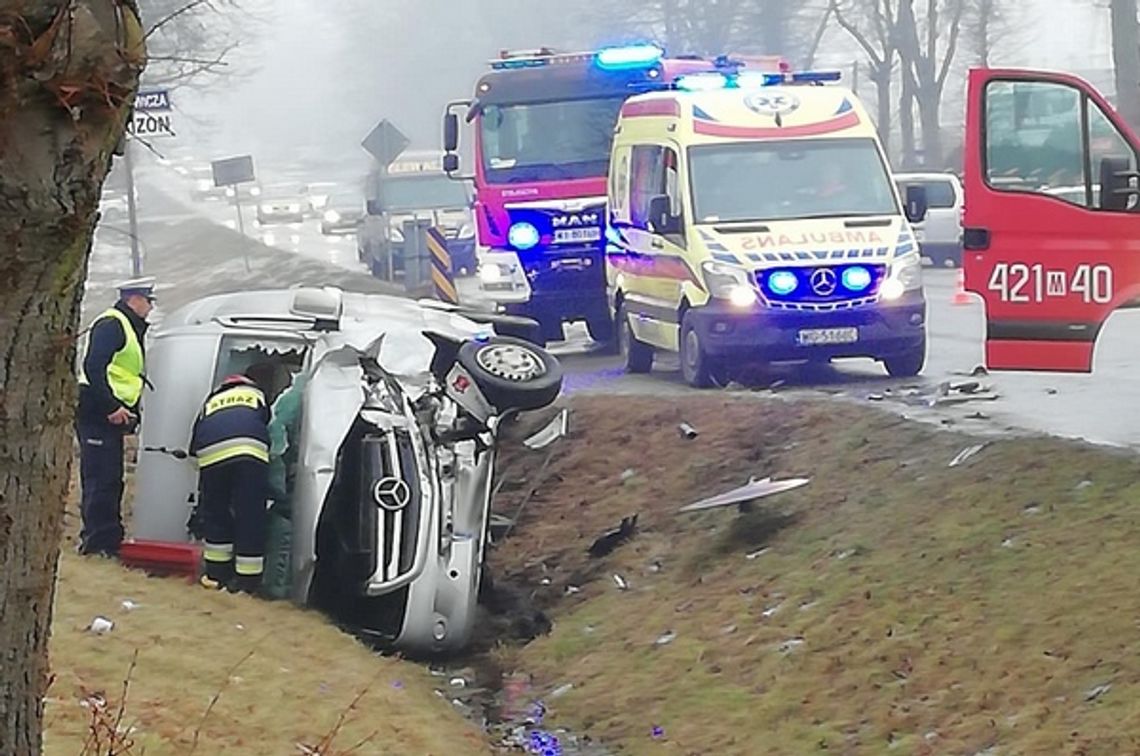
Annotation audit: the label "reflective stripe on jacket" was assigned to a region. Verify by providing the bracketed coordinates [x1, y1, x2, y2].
[191, 384, 271, 468]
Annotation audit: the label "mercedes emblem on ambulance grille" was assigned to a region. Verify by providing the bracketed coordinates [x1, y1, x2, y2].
[810, 268, 838, 296]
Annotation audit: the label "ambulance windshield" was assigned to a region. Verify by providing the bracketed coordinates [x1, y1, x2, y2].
[481, 97, 626, 183]
[689, 138, 899, 223]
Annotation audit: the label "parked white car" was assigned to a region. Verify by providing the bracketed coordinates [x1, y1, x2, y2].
[894, 172, 963, 267]
[132, 287, 562, 654]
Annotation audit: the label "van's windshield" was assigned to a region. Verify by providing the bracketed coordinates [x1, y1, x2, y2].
[688, 138, 899, 223]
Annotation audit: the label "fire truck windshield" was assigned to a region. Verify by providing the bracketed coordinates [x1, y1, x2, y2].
[480, 96, 626, 183]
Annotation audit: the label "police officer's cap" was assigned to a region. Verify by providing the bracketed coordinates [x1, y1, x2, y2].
[117, 276, 157, 301]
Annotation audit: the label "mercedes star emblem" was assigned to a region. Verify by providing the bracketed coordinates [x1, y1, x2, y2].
[372, 477, 411, 512]
[810, 268, 838, 296]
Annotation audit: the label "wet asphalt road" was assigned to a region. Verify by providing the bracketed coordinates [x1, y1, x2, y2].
[100, 156, 1140, 453]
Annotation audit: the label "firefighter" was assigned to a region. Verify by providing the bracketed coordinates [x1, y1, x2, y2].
[76, 277, 155, 557]
[190, 370, 272, 594]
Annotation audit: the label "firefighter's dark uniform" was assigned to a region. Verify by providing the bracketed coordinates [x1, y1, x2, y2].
[76, 284, 151, 557]
[190, 376, 271, 593]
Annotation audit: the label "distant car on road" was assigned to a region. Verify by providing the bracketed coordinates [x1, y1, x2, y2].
[256, 184, 308, 225]
[894, 172, 963, 267]
[321, 190, 366, 235]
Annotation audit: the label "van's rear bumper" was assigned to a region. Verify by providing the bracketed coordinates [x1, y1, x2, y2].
[689, 290, 926, 362]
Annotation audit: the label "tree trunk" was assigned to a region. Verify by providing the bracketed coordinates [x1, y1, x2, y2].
[871, 64, 894, 156]
[900, 67, 918, 169]
[0, 2, 144, 751]
[917, 82, 945, 167]
[1111, 0, 1140, 129]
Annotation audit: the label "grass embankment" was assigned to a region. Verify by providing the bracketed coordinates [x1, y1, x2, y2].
[46, 496, 487, 754]
[492, 396, 1140, 755]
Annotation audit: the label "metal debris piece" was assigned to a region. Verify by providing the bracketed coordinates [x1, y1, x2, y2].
[523, 408, 570, 450]
[762, 603, 783, 619]
[564, 585, 580, 595]
[587, 514, 639, 558]
[745, 547, 770, 560]
[800, 600, 818, 611]
[1076, 480, 1093, 491]
[488, 513, 514, 541]
[678, 422, 699, 440]
[1046, 387, 1058, 396]
[971, 365, 989, 376]
[651, 725, 665, 739]
[951, 381, 983, 394]
[539, 577, 552, 586]
[87, 616, 114, 635]
[949, 444, 987, 468]
[679, 476, 810, 513]
[1085, 683, 1112, 702]
[1024, 505, 1041, 515]
[721, 624, 737, 635]
[966, 412, 990, 421]
[612, 574, 629, 591]
[620, 469, 637, 484]
[868, 393, 885, 401]
[449, 677, 467, 688]
[120, 599, 140, 612]
[777, 637, 806, 654]
[648, 560, 662, 573]
[1001, 537, 1015, 549]
[654, 630, 677, 646]
[549, 683, 574, 699]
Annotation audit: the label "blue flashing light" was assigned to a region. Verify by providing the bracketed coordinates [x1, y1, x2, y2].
[758, 70, 843, 85]
[842, 265, 873, 292]
[768, 270, 798, 295]
[676, 73, 730, 91]
[596, 44, 664, 70]
[508, 221, 540, 250]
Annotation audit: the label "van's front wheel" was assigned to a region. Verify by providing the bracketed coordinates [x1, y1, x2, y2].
[680, 312, 725, 389]
[883, 342, 926, 378]
[619, 304, 654, 374]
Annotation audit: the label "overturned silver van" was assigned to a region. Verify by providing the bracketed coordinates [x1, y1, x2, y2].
[132, 286, 562, 654]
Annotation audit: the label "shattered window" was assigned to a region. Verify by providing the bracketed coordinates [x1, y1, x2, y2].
[213, 337, 307, 404]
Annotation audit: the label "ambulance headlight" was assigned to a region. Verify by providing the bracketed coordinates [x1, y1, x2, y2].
[324, 210, 341, 224]
[458, 222, 476, 240]
[508, 222, 540, 251]
[881, 253, 922, 301]
[767, 270, 798, 295]
[479, 263, 512, 284]
[702, 260, 757, 306]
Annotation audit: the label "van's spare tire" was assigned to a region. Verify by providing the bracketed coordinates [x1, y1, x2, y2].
[458, 336, 563, 412]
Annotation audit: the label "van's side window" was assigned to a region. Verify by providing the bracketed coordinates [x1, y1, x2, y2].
[630, 145, 683, 230]
[984, 79, 1138, 210]
[630, 145, 664, 229]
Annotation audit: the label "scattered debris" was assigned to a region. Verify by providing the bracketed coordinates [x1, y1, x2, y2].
[391, 680, 404, 690]
[1076, 480, 1094, 491]
[868, 393, 885, 401]
[678, 422, 699, 440]
[1046, 388, 1059, 396]
[564, 585, 580, 596]
[745, 547, 770, 560]
[587, 514, 639, 558]
[950, 380, 983, 394]
[120, 599, 140, 612]
[721, 624, 738, 635]
[679, 476, 810, 513]
[971, 365, 989, 376]
[769, 379, 787, 391]
[835, 548, 858, 560]
[612, 574, 629, 591]
[761, 603, 783, 619]
[966, 411, 991, 421]
[549, 683, 574, 699]
[777, 637, 806, 654]
[523, 408, 569, 450]
[651, 725, 666, 739]
[449, 677, 468, 688]
[86, 616, 114, 635]
[949, 444, 987, 468]
[1024, 505, 1041, 515]
[654, 631, 677, 646]
[539, 577, 552, 586]
[488, 513, 515, 542]
[1001, 537, 1015, 549]
[620, 469, 637, 485]
[799, 600, 818, 612]
[1085, 683, 1112, 702]
[647, 560, 663, 573]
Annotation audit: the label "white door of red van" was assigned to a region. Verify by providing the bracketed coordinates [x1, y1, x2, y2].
[962, 68, 1140, 372]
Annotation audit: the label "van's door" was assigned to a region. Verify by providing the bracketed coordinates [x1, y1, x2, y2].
[962, 68, 1140, 372]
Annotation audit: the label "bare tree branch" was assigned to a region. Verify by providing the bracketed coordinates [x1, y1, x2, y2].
[144, 0, 211, 40]
[830, 0, 887, 66]
[936, 0, 967, 89]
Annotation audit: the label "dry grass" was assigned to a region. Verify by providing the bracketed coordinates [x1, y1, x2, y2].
[45, 552, 488, 754]
[491, 395, 1140, 755]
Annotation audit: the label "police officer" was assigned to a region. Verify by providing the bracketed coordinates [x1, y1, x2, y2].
[190, 370, 272, 594]
[76, 277, 155, 557]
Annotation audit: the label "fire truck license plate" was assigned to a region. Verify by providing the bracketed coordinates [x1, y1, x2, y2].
[554, 228, 602, 243]
[797, 327, 858, 346]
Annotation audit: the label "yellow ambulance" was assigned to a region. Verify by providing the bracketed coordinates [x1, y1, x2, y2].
[605, 69, 930, 387]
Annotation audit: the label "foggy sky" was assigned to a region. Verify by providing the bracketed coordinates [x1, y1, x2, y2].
[171, 0, 1111, 182]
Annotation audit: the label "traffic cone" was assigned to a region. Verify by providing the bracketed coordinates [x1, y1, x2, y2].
[951, 269, 970, 305]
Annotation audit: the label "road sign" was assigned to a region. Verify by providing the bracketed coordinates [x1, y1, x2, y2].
[134, 89, 172, 111]
[126, 112, 175, 139]
[361, 119, 410, 167]
[211, 155, 255, 187]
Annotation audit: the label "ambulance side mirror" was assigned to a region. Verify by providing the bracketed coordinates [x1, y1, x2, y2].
[647, 194, 681, 235]
[904, 184, 928, 224]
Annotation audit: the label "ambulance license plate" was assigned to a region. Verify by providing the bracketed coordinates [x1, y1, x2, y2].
[554, 227, 601, 243]
[797, 327, 858, 346]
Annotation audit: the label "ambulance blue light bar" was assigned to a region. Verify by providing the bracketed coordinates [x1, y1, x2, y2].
[596, 44, 665, 70]
[676, 69, 842, 91]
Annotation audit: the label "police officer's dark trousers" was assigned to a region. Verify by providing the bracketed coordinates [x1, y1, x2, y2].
[76, 418, 125, 555]
[199, 457, 269, 590]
